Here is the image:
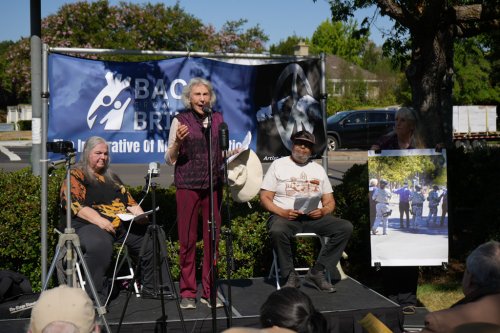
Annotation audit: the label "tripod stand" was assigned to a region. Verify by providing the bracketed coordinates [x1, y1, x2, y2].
[117, 176, 186, 333]
[43, 150, 111, 333]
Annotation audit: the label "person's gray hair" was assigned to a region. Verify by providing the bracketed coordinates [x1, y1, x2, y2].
[369, 178, 378, 187]
[466, 240, 500, 289]
[78, 136, 119, 185]
[395, 107, 425, 148]
[181, 77, 216, 109]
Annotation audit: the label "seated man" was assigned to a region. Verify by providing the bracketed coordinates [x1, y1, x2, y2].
[259, 130, 353, 292]
[421, 240, 500, 333]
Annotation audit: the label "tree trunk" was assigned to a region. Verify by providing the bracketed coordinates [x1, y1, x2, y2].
[406, 25, 455, 149]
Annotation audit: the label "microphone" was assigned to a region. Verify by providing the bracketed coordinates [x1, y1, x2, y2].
[148, 162, 160, 178]
[219, 122, 229, 151]
[143, 162, 160, 192]
[203, 106, 212, 115]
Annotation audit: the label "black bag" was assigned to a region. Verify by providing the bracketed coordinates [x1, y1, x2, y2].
[0, 270, 33, 303]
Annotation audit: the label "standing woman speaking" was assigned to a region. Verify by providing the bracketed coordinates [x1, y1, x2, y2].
[165, 77, 225, 310]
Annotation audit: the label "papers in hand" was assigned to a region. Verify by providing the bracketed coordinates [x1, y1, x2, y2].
[117, 207, 159, 221]
[227, 131, 251, 164]
[294, 196, 321, 214]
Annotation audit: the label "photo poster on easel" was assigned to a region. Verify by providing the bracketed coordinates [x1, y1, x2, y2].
[368, 148, 449, 266]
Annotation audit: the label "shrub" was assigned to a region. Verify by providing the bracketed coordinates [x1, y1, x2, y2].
[17, 120, 31, 131]
[4, 146, 499, 291]
[0, 167, 63, 290]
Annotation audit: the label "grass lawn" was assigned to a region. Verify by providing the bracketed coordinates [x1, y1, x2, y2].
[418, 260, 465, 311]
[418, 283, 463, 311]
[0, 131, 32, 141]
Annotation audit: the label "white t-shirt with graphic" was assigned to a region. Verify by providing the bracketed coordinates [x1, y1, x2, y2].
[261, 156, 333, 211]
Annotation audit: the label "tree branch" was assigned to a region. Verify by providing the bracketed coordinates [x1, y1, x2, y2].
[453, 4, 500, 23]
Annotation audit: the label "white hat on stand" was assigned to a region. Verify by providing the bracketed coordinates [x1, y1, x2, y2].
[227, 149, 263, 203]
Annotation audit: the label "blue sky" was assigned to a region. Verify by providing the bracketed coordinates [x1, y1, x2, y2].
[0, 0, 393, 47]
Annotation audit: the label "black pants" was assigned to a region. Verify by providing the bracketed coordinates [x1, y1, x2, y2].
[267, 214, 353, 278]
[74, 222, 168, 303]
[399, 202, 410, 227]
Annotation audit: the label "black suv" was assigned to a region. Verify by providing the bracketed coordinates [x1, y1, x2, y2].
[326, 109, 396, 151]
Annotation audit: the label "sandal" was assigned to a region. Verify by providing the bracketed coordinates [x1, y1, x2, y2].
[402, 305, 416, 315]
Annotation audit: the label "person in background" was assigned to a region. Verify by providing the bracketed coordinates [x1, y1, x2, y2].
[421, 240, 500, 333]
[28, 285, 99, 333]
[165, 77, 226, 310]
[410, 185, 426, 229]
[440, 188, 448, 227]
[222, 287, 328, 333]
[393, 181, 412, 228]
[60, 136, 168, 304]
[427, 185, 442, 226]
[371, 107, 424, 150]
[371, 106, 425, 316]
[369, 178, 379, 231]
[260, 130, 352, 293]
[371, 179, 392, 235]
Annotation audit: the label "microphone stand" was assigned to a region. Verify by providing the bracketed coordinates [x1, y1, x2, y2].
[206, 112, 218, 332]
[221, 147, 234, 327]
[117, 170, 186, 333]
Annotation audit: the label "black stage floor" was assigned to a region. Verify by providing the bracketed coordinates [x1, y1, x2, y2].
[1, 276, 426, 333]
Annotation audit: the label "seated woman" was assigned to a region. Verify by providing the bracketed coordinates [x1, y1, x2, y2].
[59, 136, 169, 304]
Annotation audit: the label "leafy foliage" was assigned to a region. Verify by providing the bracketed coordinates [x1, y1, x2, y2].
[0, 0, 268, 106]
[0, 167, 63, 290]
[269, 35, 307, 55]
[2, 148, 500, 290]
[453, 36, 500, 105]
[310, 19, 368, 65]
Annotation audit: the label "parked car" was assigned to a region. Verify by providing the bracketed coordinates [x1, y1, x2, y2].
[326, 109, 396, 151]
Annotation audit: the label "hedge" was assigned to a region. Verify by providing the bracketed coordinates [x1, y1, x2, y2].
[1, 146, 500, 291]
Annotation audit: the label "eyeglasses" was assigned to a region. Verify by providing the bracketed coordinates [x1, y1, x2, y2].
[293, 141, 313, 150]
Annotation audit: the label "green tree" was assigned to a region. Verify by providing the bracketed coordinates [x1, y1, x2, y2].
[269, 35, 307, 55]
[318, 0, 500, 148]
[210, 19, 268, 54]
[0, 40, 15, 109]
[1, 0, 268, 105]
[310, 19, 368, 65]
[453, 36, 500, 105]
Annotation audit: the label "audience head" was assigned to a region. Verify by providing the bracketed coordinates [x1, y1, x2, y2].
[28, 285, 98, 333]
[463, 240, 500, 294]
[369, 178, 378, 187]
[260, 287, 328, 333]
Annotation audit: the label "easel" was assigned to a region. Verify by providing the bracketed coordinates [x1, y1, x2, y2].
[43, 147, 111, 333]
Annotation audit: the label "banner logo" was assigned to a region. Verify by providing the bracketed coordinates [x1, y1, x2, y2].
[87, 72, 132, 130]
[257, 64, 321, 151]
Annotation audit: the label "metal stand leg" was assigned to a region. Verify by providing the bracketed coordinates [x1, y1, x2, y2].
[117, 183, 186, 333]
[43, 229, 111, 333]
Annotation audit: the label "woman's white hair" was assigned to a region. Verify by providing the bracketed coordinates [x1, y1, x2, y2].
[181, 77, 216, 109]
